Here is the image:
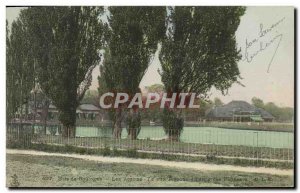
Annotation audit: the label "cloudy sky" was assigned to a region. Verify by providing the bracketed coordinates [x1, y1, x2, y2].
[6, 6, 294, 107]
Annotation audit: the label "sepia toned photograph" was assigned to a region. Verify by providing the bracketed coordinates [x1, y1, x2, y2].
[5, 6, 295, 188]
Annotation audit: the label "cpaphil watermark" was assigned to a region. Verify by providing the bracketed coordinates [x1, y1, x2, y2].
[99, 92, 200, 109]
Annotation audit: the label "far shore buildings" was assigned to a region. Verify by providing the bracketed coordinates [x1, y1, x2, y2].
[205, 100, 275, 122]
[37, 103, 104, 122]
[12, 99, 275, 124]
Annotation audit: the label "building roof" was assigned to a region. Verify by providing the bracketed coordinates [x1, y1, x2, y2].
[78, 104, 100, 111]
[36, 103, 100, 112]
[256, 108, 275, 119]
[49, 104, 57, 109]
[206, 100, 275, 119]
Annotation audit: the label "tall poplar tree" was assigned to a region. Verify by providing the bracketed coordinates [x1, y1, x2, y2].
[100, 7, 166, 139]
[6, 18, 35, 121]
[159, 6, 246, 140]
[21, 7, 104, 137]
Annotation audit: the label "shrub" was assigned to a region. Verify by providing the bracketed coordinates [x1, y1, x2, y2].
[65, 145, 76, 153]
[75, 147, 87, 154]
[7, 141, 294, 170]
[102, 146, 111, 156]
[111, 147, 121, 156]
[127, 148, 137, 158]
[233, 158, 241, 165]
[206, 154, 216, 161]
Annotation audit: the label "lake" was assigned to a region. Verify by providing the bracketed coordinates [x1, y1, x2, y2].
[73, 126, 294, 149]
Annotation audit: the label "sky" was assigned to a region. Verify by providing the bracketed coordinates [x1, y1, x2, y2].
[6, 6, 294, 107]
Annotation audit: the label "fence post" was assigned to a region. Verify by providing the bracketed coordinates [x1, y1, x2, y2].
[256, 132, 259, 165]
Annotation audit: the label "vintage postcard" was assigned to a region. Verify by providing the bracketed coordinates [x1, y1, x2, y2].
[6, 6, 295, 188]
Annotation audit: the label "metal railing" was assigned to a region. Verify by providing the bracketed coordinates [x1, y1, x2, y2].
[6, 122, 294, 162]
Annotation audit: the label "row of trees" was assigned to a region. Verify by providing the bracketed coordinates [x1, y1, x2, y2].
[251, 97, 294, 122]
[7, 6, 246, 140]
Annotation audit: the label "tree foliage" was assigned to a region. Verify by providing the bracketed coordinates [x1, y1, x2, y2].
[160, 6, 245, 94]
[20, 7, 104, 137]
[213, 97, 224, 107]
[251, 97, 264, 109]
[6, 18, 35, 120]
[81, 90, 99, 106]
[251, 97, 294, 122]
[102, 7, 166, 93]
[145, 84, 165, 93]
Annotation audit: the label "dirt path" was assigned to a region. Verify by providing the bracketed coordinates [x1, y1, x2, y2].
[7, 149, 293, 176]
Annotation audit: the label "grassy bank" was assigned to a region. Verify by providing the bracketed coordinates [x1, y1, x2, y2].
[23, 134, 294, 160]
[6, 154, 294, 187]
[6, 142, 294, 169]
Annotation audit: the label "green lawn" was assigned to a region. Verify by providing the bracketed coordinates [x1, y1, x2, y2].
[6, 154, 294, 187]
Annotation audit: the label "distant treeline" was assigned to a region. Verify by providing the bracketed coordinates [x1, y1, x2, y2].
[251, 97, 294, 122]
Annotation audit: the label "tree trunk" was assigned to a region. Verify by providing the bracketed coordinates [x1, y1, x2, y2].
[41, 100, 50, 135]
[127, 109, 141, 140]
[162, 109, 184, 142]
[62, 125, 76, 138]
[167, 133, 180, 141]
[59, 107, 77, 138]
[113, 110, 123, 139]
[25, 103, 29, 121]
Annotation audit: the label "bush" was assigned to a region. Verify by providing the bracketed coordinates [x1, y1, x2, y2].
[233, 158, 241, 165]
[206, 154, 216, 161]
[75, 147, 87, 154]
[65, 145, 76, 152]
[7, 134, 33, 149]
[102, 146, 111, 156]
[127, 148, 137, 158]
[7, 142, 294, 170]
[111, 147, 121, 156]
